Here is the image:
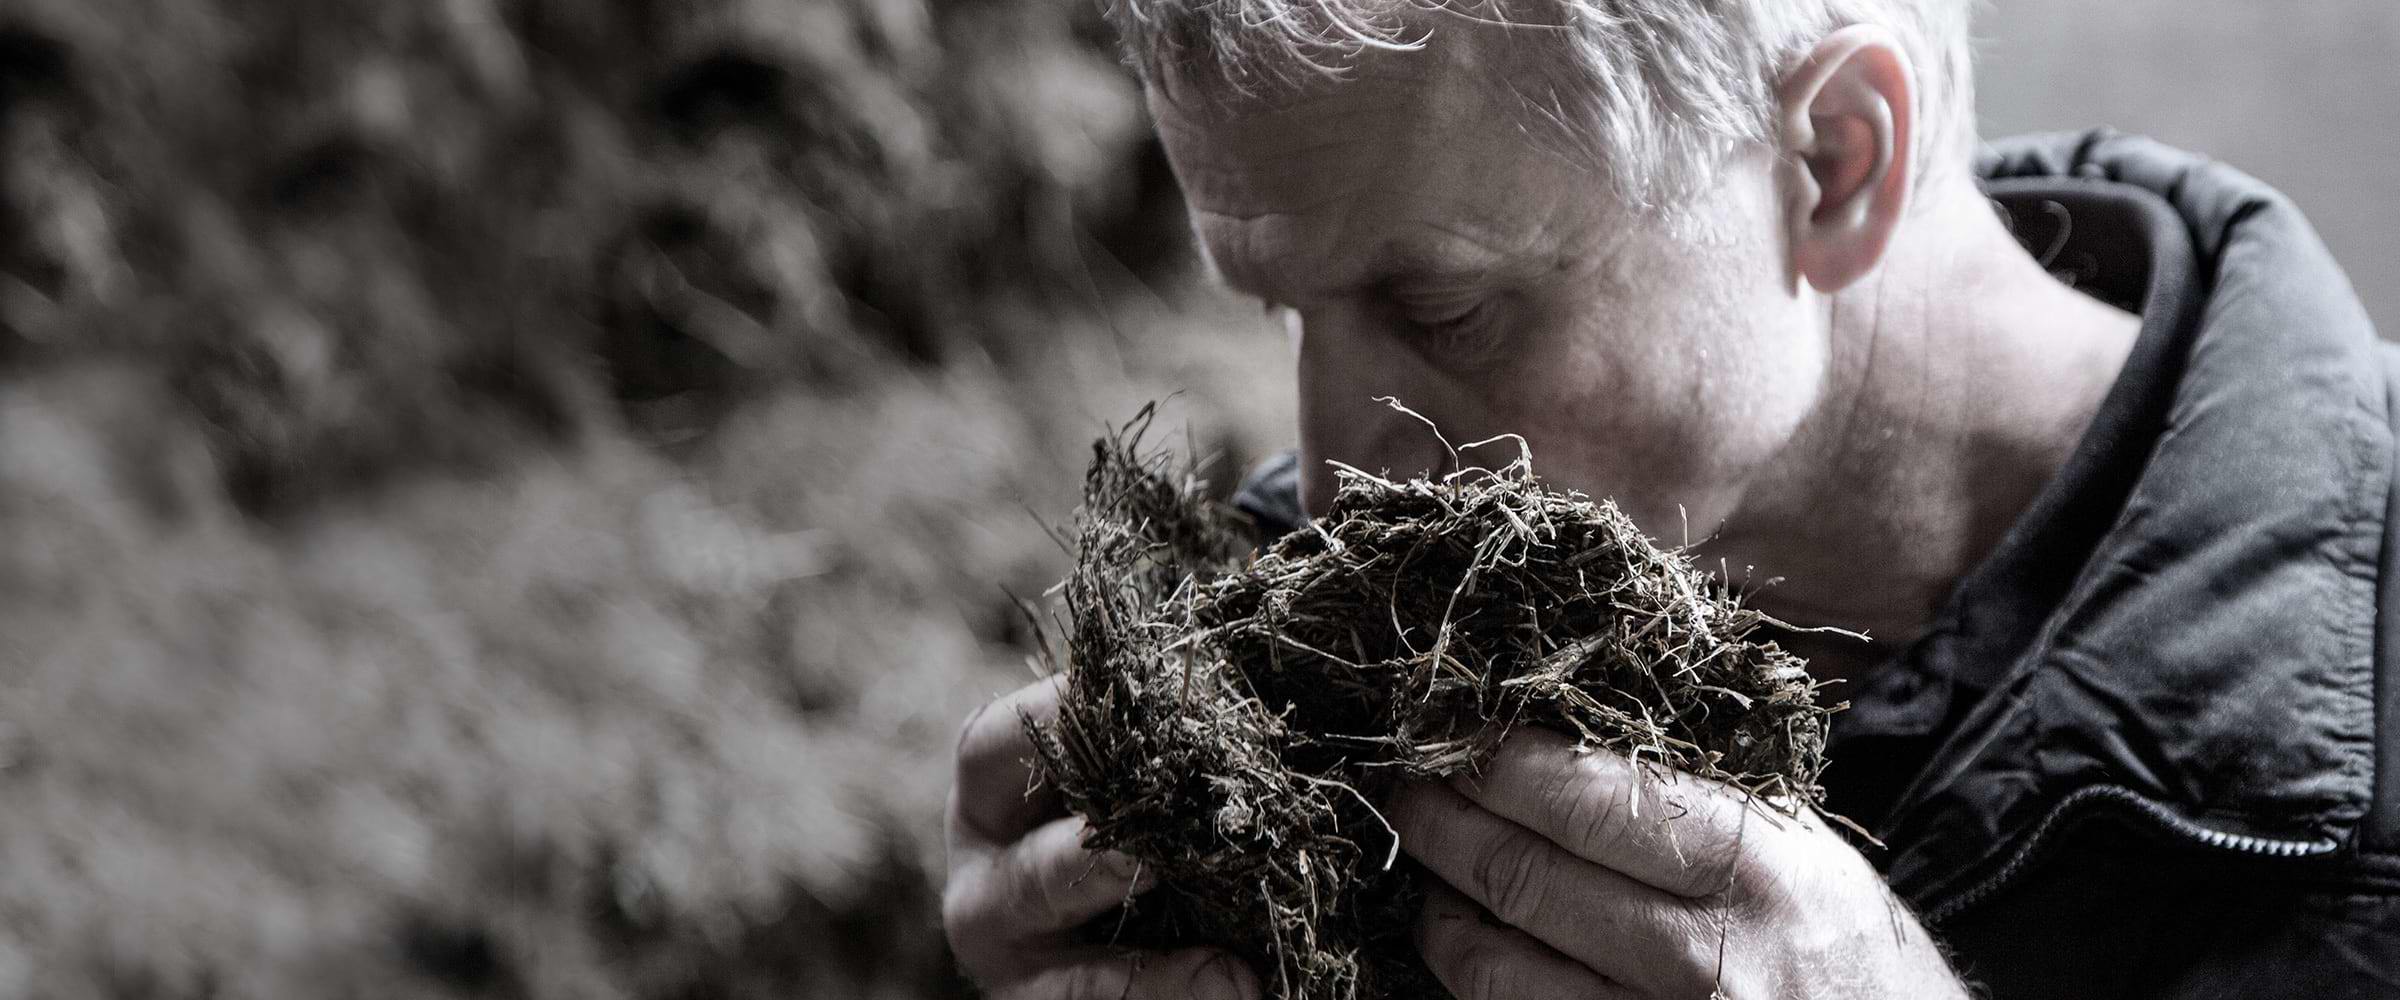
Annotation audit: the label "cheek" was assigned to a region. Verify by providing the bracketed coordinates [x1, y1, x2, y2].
[1700, 286, 1829, 464]
[1480, 280, 1822, 527]
[1684, 281, 1826, 441]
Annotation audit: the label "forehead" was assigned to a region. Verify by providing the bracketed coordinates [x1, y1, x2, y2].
[1146, 19, 1630, 299]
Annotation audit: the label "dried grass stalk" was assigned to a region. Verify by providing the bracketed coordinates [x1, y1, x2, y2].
[1029, 411, 1834, 999]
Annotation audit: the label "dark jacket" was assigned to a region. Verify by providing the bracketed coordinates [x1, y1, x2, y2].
[1234, 130, 2400, 998]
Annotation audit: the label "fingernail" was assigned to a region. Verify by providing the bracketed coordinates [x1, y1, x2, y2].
[1189, 953, 1259, 1000]
[1103, 850, 1164, 893]
[1101, 849, 1145, 882]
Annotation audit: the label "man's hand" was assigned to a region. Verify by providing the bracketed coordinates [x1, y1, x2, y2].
[1391, 728, 1968, 999]
[942, 676, 1261, 1000]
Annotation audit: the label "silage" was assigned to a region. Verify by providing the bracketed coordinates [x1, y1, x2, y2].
[1029, 415, 1836, 1000]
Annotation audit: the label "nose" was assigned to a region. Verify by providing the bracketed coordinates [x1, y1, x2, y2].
[1291, 306, 1450, 518]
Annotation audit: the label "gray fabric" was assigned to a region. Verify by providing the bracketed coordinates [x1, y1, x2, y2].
[1231, 448, 1303, 539]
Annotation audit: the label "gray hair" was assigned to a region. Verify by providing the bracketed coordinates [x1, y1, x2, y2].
[1110, 0, 1976, 210]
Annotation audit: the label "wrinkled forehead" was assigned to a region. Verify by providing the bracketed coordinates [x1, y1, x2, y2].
[1140, 15, 1646, 303]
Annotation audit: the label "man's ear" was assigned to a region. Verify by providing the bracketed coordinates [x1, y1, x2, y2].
[1779, 25, 1914, 294]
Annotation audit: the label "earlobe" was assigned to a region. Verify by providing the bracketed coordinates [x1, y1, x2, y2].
[1778, 26, 1915, 294]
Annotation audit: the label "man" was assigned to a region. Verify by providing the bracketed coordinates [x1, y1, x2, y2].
[945, 1, 2400, 996]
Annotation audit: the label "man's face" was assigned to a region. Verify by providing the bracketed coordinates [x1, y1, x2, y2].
[1150, 22, 1830, 539]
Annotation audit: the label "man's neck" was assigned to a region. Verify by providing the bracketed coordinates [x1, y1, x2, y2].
[1713, 177, 2144, 683]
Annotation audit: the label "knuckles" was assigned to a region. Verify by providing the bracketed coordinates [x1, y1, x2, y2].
[1553, 764, 1633, 860]
[939, 890, 979, 958]
[1722, 839, 1784, 900]
[941, 869, 1003, 973]
[1418, 902, 1506, 1000]
[1469, 830, 1553, 926]
[953, 697, 995, 770]
[1014, 839, 1077, 930]
[1719, 807, 1829, 904]
[1661, 900, 1735, 989]
[1461, 942, 1518, 1000]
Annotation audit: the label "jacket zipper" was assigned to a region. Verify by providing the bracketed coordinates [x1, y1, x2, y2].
[1923, 784, 2341, 928]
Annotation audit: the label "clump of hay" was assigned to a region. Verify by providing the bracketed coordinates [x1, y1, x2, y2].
[1029, 411, 1835, 999]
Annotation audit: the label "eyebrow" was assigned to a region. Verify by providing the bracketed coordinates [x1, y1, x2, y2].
[1209, 233, 1520, 307]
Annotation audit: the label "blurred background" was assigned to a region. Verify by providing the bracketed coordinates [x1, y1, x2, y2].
[0, 1, 2386, 997]
[1976, 0, 2400, 333]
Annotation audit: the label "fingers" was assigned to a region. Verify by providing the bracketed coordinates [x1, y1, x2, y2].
[945, 677, 1259, 999]
[1415, 883, 1632, 1000]
[1454, 727, 1769, 896]
[1394, 781, 1725, 997]
[989, 947, 1261, 1000]
[952, 675, 1067, 842]
[953, 816, 1154, 938]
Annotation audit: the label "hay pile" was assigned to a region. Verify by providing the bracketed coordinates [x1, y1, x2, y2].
[1029, 416, 1835, 999]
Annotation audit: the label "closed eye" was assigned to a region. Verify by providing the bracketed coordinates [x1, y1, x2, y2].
[1386, 286, 1508, 365]
[1389, 283, 1486, 326]
[1404, 298, 1486, 331]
